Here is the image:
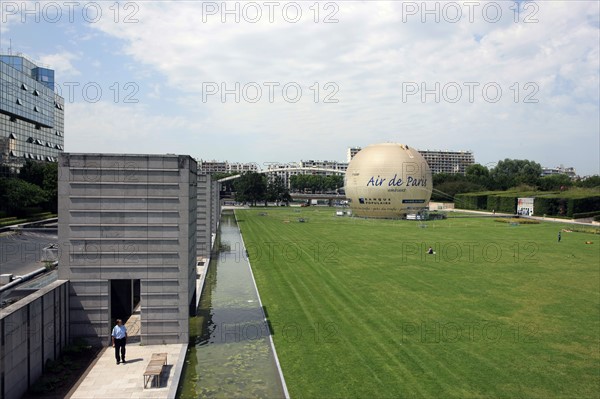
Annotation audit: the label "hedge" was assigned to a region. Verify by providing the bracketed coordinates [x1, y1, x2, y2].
[454, 189, 599, 217]
[567, 196, 600, 217]
[572, 210, 600, 219]
[486, 195, 518, 213]
[455, 193, 491, 210]
[534, 195, 600, 217]
[534, 197, 567, 216]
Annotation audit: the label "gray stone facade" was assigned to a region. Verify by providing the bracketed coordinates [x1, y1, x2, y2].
[58, 153, 198, 345]
[196, 173, 212, 260]
[196, 173, 221, 261]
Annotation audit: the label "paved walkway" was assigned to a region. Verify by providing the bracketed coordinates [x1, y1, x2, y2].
[67, 305, 187, 398]
[67, 343, 186, 399]
[66, 255, 217, 399]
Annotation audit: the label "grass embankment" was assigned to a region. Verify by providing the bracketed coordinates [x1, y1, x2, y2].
[238, 207, 599, 398]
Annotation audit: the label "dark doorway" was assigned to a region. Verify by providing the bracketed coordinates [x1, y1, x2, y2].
[111, 279, 134, 323]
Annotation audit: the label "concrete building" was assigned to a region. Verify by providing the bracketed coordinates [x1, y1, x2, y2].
[266, 160, 347, 189]
[198, 159, 258, 174]
[0, 54, 64, 175]
[347, 147, 362, 162]
[541, 165, 577, 179]
[417, 149, 474, 175]
[58, 153, 198, 345]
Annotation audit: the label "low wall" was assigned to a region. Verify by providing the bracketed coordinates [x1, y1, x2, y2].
[0, 280, 69, 399]
[429, 202, 455, 210]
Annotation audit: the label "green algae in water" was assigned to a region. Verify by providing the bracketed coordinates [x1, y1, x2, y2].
[177, 212, 285, 398]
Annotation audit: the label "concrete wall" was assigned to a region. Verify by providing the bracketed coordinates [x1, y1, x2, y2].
[211, 177, 221, 233]
[196, 174, 221, 261]
[58, 153, 197, 345]
[0, 280, 69, 399]
[196, 173, 212, 260]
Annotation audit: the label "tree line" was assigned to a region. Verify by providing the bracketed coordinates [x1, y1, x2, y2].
[230, 172, 345, 205]
[0, 161, 58, 216]
[432, 159, 599, 201]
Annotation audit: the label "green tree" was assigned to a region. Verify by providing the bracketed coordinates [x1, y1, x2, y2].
[234, 172, 267, 205]
[0, 177, 47, 214]
[325, 175, 344, 191]
[266, 176, 291, 204]
[538, 174, 574, 191]
[489, 159, 542, 190]
[19, 160, 46, 187]
[575, 175, 600, 189]
[466, 164, 490, 188]
[42, 162, 58, 212]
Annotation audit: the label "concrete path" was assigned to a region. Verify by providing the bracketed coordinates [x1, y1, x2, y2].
[67, 343, 186, 399]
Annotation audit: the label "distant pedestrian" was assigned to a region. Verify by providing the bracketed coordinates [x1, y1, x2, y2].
[558, 231, 561, 242]
[111, 319, 127, 364]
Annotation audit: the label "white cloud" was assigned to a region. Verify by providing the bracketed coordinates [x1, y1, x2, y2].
[38, 51, 81, 78]
[32, 0, 599, 174]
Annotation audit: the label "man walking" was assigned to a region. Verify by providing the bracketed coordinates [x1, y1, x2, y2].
[558, 231, 561, 243]
[111, 319, 127, 364]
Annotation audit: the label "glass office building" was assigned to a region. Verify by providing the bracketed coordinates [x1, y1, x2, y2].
[0, 54, 64, 175]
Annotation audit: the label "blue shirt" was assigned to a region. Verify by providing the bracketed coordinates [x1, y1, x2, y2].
[112, 324, 127, 339]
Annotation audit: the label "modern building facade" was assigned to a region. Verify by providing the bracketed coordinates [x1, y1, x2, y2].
[0, 54, 64, 175]
[198, 159, 259, 174]
[347, 147, 361, 162]
[58, 153, 198, 345]
[266, 160, 347, 189]
[417, 149, 474, 175]
[541, 165, 577, 179]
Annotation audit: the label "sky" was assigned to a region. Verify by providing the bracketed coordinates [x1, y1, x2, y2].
[1, 0, 599, 175]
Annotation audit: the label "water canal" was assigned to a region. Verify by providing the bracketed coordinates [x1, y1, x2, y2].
[177, 210, 287, 398]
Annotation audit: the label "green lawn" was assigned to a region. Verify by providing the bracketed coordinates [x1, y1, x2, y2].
[237, 208, 600, 398]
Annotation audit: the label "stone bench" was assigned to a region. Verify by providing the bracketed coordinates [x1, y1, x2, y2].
[143, 353, 168, 388]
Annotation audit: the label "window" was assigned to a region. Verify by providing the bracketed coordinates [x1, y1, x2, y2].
[9, 133, 16, 139]
[21, 83, 28, 90]
[33, 89, 40, 96]
[34, 106, 40, 112]
[27, 137, 34, 143]
[16, 98, 22, 105]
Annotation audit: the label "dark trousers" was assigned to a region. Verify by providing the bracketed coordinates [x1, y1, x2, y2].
[114, 338, 126, 362]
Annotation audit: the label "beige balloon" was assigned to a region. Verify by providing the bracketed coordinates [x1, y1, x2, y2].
[344, 143, 432, 218]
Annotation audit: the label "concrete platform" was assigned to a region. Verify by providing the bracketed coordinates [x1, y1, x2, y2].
[67, 343, 186, 399]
